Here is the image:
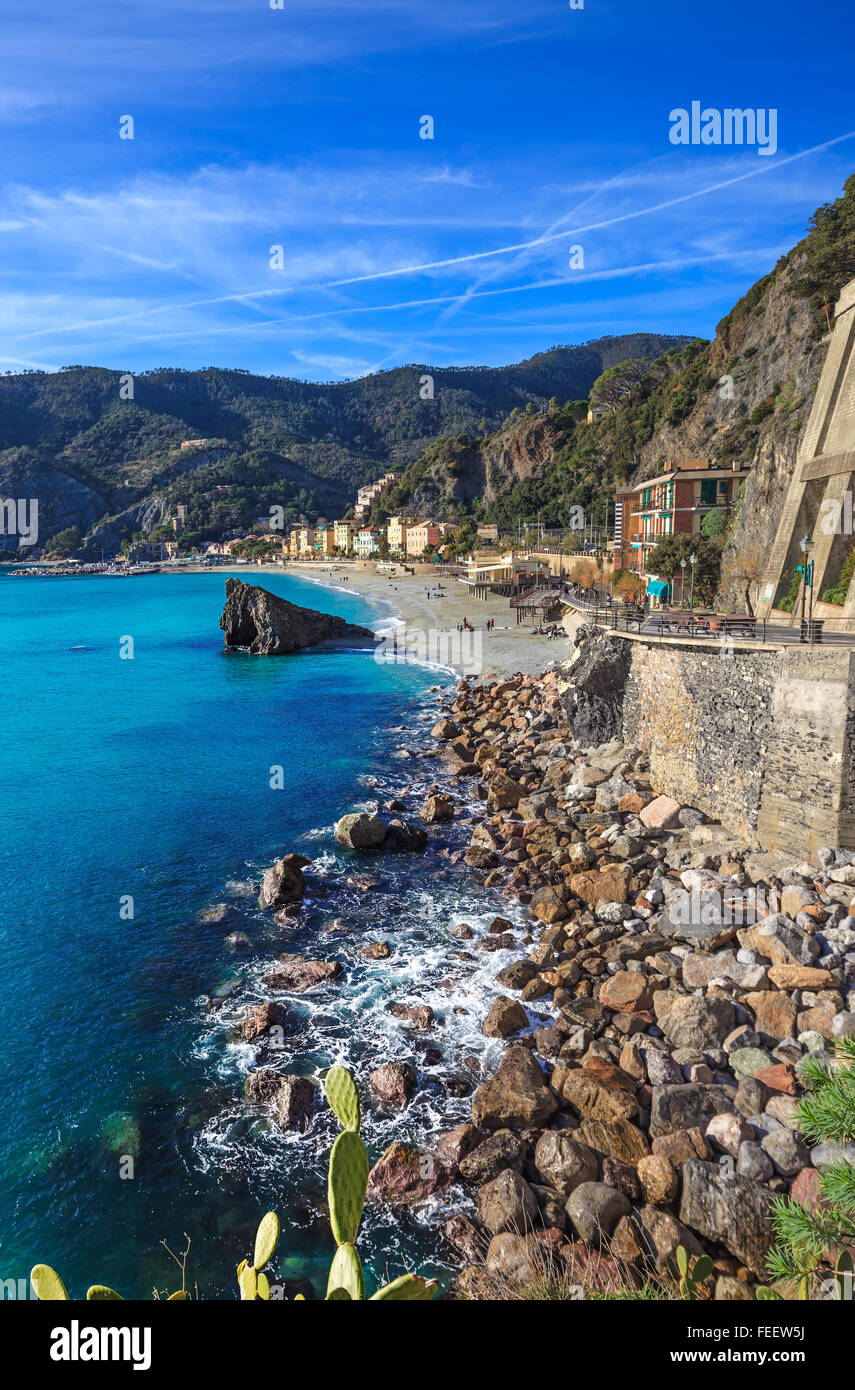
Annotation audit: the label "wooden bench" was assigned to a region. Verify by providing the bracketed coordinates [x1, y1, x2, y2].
[651, 613, 757, 639]
[713, 615, 757, 639]
[652, 612, 692, 635]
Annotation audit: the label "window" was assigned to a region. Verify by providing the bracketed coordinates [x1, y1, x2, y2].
[700, 479, 717, 505]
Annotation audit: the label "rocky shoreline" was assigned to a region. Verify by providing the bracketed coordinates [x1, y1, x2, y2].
[224, 659, 855, 1299]
[425, 668, 855, 1298]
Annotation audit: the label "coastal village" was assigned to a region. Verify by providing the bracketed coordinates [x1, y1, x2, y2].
[9, 453, 748, 624]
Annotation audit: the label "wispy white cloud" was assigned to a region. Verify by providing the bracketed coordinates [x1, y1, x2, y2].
[0, 0, 562, 120]
[0, 125, 851, 377]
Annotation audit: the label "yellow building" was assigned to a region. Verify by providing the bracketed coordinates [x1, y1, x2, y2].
[386, 514, 416, 555]
[405, 522, 441, 557]
[313, 524, 335, 556]
[297, 527, 316, 556]
[333, 519, 356, 553]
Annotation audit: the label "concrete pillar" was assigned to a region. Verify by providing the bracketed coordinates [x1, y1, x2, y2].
[757, 277, 855, 623]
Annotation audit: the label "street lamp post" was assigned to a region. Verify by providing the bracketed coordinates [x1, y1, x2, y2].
[680, 556, 687, 609]
[799, 534, 815, 641]
[689, 551, 697, 614]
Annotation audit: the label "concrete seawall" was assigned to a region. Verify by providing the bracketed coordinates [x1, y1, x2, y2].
[561, 630, 855, 858]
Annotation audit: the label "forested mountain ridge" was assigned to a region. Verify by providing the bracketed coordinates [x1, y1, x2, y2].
[0, 333, 688, 555]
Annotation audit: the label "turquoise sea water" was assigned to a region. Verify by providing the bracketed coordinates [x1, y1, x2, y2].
[0, 567, 512, 1300]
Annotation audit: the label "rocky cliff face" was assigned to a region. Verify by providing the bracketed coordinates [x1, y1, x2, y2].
[220, 578, 377, 655]
[630, 252, 830, 608]
[0, 457, 106, 550]
[560, 627, 633, 748]
[375, 413, 573, 521]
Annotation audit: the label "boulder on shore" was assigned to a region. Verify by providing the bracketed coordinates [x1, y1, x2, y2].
[334, 812, 388, 851]
[678, 1159, 776, 1276]
[471, 1046, 558, 1130]
[220, 578, 376, 654]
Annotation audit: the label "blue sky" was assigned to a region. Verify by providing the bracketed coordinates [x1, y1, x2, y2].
[2, 0, 854, 380]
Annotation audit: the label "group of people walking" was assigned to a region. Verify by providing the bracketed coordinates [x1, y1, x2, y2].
[455, 617, 497, 632]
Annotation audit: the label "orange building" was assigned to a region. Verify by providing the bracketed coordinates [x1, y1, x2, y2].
[614, 460, 749, 573]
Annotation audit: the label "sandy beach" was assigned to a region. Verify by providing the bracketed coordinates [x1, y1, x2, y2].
[286, 561, 568, 680]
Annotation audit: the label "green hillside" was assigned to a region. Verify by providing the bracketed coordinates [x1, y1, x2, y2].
[0, 334, 689, 553]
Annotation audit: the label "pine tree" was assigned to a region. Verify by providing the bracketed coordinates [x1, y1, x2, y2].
[766, 1036, 855, 1298]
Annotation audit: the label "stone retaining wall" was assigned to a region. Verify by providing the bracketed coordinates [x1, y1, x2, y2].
[561, 633, 855, 857]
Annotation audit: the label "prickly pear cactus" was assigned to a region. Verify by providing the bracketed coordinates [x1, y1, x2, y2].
[676, 1245, 713, 1299]
[328, 1129, 369, 1246]
[253, 1211, 280, 1270]
[238, 1262, 258, 1301]
[324, 1065, 361, 1132]
[236, 1210, 280, 1299]
[28, 1067, 437, 1304]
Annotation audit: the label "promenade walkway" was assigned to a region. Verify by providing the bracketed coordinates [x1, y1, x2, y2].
[562, 590, 855, 648]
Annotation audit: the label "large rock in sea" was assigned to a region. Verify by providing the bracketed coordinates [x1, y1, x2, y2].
[258, 853, 309, 908]
[220, 578, 376, 655]
[262, 954, 343, 992]
[369, 1062, 417, 1109]
[244, 1069, 317, 1131]
[334, 812, 388, 851]
[367, 1142, 452, 1205]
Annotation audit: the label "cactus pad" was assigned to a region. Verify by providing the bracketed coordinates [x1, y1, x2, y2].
[324, 1065, 361, 1132]
[369, 1274, 439, 1300]
[327, 1242, 364, 1301]
[253, 1211, 280, 1270]
[328, 1129, 369, 1246]
[30, 1265, 69, 1300]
